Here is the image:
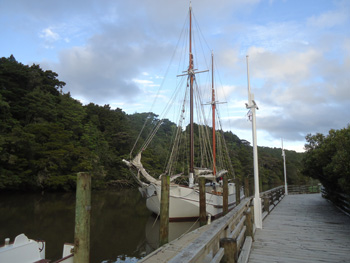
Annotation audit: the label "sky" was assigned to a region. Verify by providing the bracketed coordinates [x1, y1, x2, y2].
[1, 0, 349, 152]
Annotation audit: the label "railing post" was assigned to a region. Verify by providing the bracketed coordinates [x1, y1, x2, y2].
[235, 178, 241, 205]
[74, 172, 91, 263]
[244, 178, 249, 197]
[245, 206, 254, 240]
[220, 237, 238, 263]
[223, 174, 228, 215]
[264, 195, 270, 214]
[199, 177, 206, 226]
[277, 188, 281, 200]
[159, 175, 170, 246]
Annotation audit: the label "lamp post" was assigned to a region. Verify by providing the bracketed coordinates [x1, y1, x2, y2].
[245, 55, 262, 229]
[282, 139, 288, 195]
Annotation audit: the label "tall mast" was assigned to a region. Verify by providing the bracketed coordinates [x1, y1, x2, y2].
[179, 2, 208, 187]
[189, 3, 194, 176]
[211, 52, 216, 176]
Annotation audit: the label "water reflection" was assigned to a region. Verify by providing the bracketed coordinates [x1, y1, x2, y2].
[0, 189, 199, 262]
[145, 217, 200, 251]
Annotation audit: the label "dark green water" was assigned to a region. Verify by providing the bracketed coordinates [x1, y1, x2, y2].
[0, 189, 198, 262]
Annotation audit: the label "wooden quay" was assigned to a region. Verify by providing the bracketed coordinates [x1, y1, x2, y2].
[248, 193, 350, 263]
[140, 186, 285, 263]
[140, 186, 350, 263]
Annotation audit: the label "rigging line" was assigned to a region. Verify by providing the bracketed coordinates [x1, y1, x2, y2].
[150, 10, 190, 115]
[178, 217, 200, 238]
[130, 115, 151, 158]
[166, 89, 189, 174]
[169, 81, 190, 176]
[194, 79, 213, 168]
[131, 11, 190, 158]
[139, 118, 161, 151]
[192, 11, 212, 53]
[213, 58, 234, 136]
[142, 120, 163, 150]
[193, 18, 211, 73]
[160, 77, 186, 120]
[143, 76, 185, 154]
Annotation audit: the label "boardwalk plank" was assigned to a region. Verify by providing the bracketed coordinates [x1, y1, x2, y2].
[248, 194, 350, 263]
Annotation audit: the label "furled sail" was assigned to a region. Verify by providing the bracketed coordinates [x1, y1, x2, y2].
[123, 153, 160, 185]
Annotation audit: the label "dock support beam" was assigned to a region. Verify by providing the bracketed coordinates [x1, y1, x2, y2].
[159, 175, 170, 246]
[235, 179, 241, 205]
[74, 172, 91, 263]
[245, 205, 254, 240]
[244, 178, 250, 197]
[199, 177, 207, 226]
[264, 195, 270, 214]
[223, 174, 228, 215]
[220, 237, 238, 263]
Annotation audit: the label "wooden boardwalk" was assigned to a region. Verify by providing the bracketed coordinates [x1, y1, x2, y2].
[248, 193, 350, 263]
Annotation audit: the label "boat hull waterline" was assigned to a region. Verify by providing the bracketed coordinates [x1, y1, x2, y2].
[139, 183, 244, 221]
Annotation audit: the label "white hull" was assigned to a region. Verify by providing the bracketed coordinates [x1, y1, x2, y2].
[0, 233, 74, 263]
[139, 183, 243, 220]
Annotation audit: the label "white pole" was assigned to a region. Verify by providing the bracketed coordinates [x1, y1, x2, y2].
[282, 139, 288, 195]
[246, 55, 262, 229]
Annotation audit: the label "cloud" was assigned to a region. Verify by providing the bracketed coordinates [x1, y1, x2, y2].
[40, 27, 60, 41]
[39, 27, 61, 49]
[4, 0, 349, 152]
[307, 9, 348, 28]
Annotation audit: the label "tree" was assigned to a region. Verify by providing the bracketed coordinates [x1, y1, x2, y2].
[302, 125, 350, 195]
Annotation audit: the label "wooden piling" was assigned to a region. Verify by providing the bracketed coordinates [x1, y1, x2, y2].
[159, 175, 170, 246]
[74, 172, 91, 263]
[264, 195, 270, 214]
[244, 178, 249, 197]
[245, 206, 254, 240]
[223, 174, 228, 215]
[235, 179, 241, 205]
[220, 237, 238, 263]
[199, 177, 206, 226]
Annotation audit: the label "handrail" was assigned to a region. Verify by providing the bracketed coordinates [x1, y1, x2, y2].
[321, 187, 350, 216]
[288, 184, 321, 195]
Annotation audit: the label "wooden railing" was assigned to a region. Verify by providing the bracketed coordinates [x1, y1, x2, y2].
[321, 187, 350, 216]
[288, 184, 321, 194]
[261, 186, 284, 220]
[167, 186, 285, 263]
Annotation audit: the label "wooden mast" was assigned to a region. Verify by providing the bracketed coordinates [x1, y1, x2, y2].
[211, 52, 216, 176]
[189, 3, 194, 176]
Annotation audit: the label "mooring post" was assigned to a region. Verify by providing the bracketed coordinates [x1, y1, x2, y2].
[264, 195, 270, 214]
[159, 175, 170, 246]
[223, 174, 228, 215]
[245, 206, 254, 240]
[74, 172, 91, 263]
[245, 209, 253, 238]
[244, 178, 249, 197]
[220, 237, 238, 263]
[199, 177, 206, 226]
[235, 179, 241, 205]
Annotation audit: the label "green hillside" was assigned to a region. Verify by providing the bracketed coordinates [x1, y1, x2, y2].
[0, 56, 307, 191]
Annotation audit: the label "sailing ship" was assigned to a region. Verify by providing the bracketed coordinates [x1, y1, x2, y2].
[123, 4, 242, 221]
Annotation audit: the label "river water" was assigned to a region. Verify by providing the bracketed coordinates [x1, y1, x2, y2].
[0, 189, 199, 262]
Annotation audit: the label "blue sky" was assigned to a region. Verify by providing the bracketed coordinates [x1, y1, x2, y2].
[1, 0, 349, 152]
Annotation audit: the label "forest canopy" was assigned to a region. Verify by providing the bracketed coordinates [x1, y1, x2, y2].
[302, 126, 350, 196]
[0, 55, 307, 191]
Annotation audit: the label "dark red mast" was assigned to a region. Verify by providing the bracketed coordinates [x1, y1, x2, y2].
[189, 4, 194, 175]
[211, 52, 216, 176]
